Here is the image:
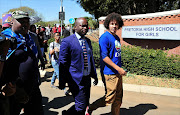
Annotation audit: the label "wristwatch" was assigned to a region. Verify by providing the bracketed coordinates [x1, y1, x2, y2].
[0, 55, 6, 62]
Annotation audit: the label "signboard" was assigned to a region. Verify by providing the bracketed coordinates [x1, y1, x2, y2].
[59, 12, 65, 20]
[69, 18, 75, 24]
[2, 14, 12, 24]
[122, 24, 180, 40]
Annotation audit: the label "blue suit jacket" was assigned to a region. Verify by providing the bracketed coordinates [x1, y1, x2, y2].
[59, 34, 97, 85]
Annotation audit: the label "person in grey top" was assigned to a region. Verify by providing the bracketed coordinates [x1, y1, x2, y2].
[49, 32, 70, 95]
[49, 32, 61, 88]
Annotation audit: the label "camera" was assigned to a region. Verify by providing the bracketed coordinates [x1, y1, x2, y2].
[0, 33, 17, 50]
[9, 37, 17, 50]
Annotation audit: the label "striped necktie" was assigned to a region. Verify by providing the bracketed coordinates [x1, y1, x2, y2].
[82, 39, 88, 68]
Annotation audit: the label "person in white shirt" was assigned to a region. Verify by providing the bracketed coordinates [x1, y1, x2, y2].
[45, 24, 51, 40]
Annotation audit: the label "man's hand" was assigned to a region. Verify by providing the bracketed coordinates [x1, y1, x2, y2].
[43, 40, 48, 43]
[93, 78, 98, 86]
[103, 57, 126, 76]
[1, 82, 16, 96]
[117, 68, 127, 76]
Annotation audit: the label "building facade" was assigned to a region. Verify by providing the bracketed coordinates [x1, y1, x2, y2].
[99, 10, 180, 55]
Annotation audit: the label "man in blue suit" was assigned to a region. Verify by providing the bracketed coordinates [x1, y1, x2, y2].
[59, 17, 98, 115]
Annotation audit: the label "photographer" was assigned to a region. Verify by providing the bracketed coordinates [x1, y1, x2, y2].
[0, 19, 17, 115]
[0, 11, 43, 115]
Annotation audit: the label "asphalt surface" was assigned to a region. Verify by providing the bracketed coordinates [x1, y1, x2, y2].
[39, 69, 180, 115]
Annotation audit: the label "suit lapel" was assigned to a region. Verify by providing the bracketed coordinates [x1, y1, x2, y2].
[72, 34, 83, 53]
[85, 37, 91, 49]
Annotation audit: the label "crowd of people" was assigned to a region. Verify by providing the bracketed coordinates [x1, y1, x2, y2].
[0, 11, 127, 115]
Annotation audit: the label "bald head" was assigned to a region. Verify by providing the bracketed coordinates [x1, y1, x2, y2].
[75, 18, 86, 26]
[75, 17, 88, 37]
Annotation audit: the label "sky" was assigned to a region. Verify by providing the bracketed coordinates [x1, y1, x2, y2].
[0, 0, 93, 24]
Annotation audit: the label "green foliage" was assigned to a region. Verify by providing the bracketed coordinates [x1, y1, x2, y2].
[121, 46, 180, 79]
[91, 41, 100, 67]
[35, 20, 60, 27]
[159, 0, 180, 11]
[47, 36, 64, 45]
[91, 42, 180, 78]
[88, 19, 98, 29]
[76, 0, 180, 19]
[47, 37, 55, 45]
[7, 6, 45, 21]
[71, 17, 98, 29]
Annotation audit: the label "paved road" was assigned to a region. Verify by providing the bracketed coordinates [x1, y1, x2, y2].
[40, 70, 180, 115]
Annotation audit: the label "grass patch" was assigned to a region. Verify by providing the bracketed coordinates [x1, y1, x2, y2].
[96, 68, 180, 89]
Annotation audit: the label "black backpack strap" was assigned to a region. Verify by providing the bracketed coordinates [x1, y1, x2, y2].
[53, 41, 54, 49]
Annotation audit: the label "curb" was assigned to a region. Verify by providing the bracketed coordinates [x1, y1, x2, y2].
[40, 70, 180, 97]
[94, 79, 180, 97]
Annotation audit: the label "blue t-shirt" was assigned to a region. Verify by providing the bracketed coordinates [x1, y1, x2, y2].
[99, 31, 122, 75]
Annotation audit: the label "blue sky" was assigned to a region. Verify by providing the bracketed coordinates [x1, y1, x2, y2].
[0, 0, 93, 24]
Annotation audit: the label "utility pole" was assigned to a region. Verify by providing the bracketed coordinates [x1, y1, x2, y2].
[60, 0, 63, 36]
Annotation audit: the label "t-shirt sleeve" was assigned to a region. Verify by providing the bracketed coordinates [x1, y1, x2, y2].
[99, 35, 109, 59]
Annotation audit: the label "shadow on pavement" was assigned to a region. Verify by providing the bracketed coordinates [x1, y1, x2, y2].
[101, 103, 158, 115]
[41, 71, 53, 83]
[42, 96, 74, 115]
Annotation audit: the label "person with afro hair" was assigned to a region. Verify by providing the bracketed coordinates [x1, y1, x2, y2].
[87, 12, 126, 115]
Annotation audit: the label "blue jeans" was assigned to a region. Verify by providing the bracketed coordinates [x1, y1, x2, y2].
[51, 60, 59, 85]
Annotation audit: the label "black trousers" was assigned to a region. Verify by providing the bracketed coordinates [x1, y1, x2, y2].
[0, 95, 10, 115]
[10, 86, 44, 115]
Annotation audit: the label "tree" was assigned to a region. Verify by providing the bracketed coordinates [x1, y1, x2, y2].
[76, 0, 180, 19]
[7, 6, 46, 24]
[70, 17, 98, 29]
[87, 18, 98, 29]
[7, 6, 38, 17]
[35, 20, 60, 27]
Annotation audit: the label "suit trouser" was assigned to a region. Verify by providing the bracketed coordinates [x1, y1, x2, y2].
[89, 74, 123, 115]
[68, 76, 91, 114]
